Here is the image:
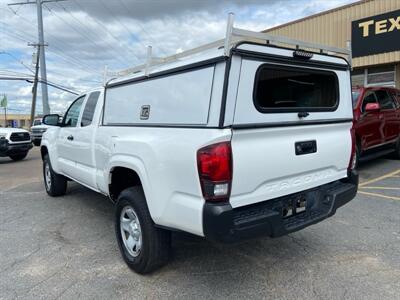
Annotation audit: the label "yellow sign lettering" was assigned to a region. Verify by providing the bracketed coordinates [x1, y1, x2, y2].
[375, 19, 387, 34]
[388, 16, 400, 31]
[359, 20, 374, 37]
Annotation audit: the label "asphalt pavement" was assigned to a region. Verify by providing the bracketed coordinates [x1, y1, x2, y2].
[1, 147, 399, 299]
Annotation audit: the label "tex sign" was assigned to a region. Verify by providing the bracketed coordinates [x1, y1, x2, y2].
[352, 9, 400, 58]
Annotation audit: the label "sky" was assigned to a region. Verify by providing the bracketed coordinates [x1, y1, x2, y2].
[0, 0, 358, 115]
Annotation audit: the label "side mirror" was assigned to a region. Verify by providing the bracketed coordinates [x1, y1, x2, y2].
[365, 103, 380, 112]
[42, 114, 62, 126]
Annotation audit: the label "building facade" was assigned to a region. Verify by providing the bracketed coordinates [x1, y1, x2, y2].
[263, 0, 400, 88]
[0, 113, 31, 129]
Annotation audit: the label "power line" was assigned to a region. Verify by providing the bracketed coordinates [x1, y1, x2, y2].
[7, 0, 67, 115]
[0, 51, 35, 74]
[98, 0, 149, 56]
[116, 0, 168, 56]
[0, 72, 80, 95]
[1, 7, 105, 76]
[72, 0, 144, 65]
[43, 3, 130, 67]
[0, 26, 102, 76]
[56, 1, 141, 64]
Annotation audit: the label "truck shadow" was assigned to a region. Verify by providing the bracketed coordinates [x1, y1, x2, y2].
[5, 180, 375, 298]
[63, 183, 339, 287]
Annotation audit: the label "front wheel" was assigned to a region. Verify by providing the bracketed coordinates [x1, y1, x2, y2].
[115, 187, 171, 274]
[43, 154, 67, 196]
[9, 152, 28, 161]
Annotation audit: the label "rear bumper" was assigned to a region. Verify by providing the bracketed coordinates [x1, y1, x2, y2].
[0, 139, 33, 156]
[203, 170, 358, 242]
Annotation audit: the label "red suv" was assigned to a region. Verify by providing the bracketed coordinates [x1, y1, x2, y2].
[352, 86, 400, 165]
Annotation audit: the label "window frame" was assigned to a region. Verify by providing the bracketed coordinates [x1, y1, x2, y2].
[252, 63, 340, 114]
[81, 91, 100, 127]
[375, 89, 396, 111]
[62, 95, 86, 128]
[361, 91, 378, 113]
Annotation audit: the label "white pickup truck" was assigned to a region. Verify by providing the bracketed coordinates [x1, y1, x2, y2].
[0, 127, 33, 161]
[41, 20, 358, 274]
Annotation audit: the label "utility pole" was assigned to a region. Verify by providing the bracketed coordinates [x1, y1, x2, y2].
[29, 43, 41, 127]
[8, 0, 67, 115]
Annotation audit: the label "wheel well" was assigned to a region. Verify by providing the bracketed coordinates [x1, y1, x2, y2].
[109, 167, 142, 201]
[40, 146, 48, 160]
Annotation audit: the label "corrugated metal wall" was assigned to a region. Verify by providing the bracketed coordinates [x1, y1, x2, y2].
[264, 0, 400, 68]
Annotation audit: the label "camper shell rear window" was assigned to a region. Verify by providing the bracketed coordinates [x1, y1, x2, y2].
[253, 64, 339, 113]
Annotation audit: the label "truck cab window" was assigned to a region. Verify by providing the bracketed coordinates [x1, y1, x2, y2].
[64, 96, 85, 127]
[375, 90, 395, 110]
[361, 92, 378, 112]
[81, 91, 100, 127]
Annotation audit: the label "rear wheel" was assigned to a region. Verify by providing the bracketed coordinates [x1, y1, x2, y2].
[43, 154, 67, 196]
[393, 138, 400, 159]
[33, 140, 41, 146]
[115, 187, 171, 274]
[9, 152, 28, 161]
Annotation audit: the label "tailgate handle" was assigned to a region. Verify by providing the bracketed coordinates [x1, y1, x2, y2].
[295, 140, 317, 155]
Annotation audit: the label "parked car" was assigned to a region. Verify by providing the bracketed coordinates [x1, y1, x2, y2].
[40, 24, 358, 274]
[30, 118, 51, 146]
[352, 86, 400, 165]
[0, 127, 33, 161]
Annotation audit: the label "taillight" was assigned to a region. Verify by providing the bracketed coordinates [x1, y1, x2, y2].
[197, 141, 232, 202]
[348, 124, 356, 171]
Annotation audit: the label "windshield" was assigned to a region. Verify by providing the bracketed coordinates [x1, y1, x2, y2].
[352, 91, 360, 108]
[33, 119, 42, 126]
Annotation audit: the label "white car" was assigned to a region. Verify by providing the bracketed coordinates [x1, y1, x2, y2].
[0, 127, 33, 161]
[40, 20, 358, 274]
[30, 118, 52, 146]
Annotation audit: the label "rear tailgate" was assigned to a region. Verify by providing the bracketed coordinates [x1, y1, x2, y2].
[228, 45, 353, 208]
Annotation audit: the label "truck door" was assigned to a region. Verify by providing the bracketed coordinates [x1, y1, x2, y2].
[69, 91, 101, 188]
[358, 91, 383, 150]
[57, 95, 86, 180]
[375, 90, 398, 143]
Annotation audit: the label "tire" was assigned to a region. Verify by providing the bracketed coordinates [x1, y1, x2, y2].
[393, 138, 400, 159]
[33, 140, 41, 147]
[43, 154, 67, 196]
[9, 152, 28, 161]
[115, 187, 171, 274]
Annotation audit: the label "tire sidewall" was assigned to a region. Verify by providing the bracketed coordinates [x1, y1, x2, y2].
[115, 193, 149, 269]
[43, 155, 52, 193]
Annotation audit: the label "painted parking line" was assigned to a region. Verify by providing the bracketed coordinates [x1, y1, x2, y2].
[359, 169, 400, 187]
[361, 186, 400, 190]
[357, 168, 400, 201]
[358, 190, 400, 201]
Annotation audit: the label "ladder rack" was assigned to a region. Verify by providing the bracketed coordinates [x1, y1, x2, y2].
[114, 13, 351, 78]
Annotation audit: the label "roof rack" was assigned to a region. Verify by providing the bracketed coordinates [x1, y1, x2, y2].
[114, 13, 351, 78]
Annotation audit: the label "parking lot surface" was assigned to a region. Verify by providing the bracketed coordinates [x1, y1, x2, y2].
[1, 148, 400, 299]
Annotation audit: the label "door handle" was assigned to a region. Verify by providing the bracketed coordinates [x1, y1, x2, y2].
[67, 135, 74, 141]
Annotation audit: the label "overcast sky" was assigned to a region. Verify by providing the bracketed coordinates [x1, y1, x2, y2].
[0, 0, 357, 115]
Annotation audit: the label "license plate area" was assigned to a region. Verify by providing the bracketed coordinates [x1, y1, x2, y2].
[282, 194, 307, 218]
